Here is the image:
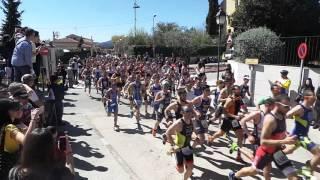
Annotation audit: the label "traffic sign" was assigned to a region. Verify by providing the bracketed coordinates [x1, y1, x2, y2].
[297, 43, 307, 60]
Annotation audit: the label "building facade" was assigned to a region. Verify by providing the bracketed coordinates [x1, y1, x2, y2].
[221, 0, 240, 33]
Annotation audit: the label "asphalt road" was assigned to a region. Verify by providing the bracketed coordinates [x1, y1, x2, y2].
[62, 81, 320, 180]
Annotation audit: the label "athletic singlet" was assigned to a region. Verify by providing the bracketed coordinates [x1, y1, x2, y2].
[157, 92, 171, 111]
[109, 89, 118, 105]
[292, 104, 313, 137]
[101, 77, 109, 89]
[254, 111, 265, 138]
[180, 119, 193, 147]
[95, 69, 101, 79]
[196, 97, 211, 115]
[151, 84, 162, 96]
[193, 86, 203, 97]
[261, 113, 287, 153]
[133, 82, 142, 100]
[175, 102, 183, 120]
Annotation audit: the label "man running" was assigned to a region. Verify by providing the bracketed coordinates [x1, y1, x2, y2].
[152, 82, 171, 137]
[103, 82, 120, 131]
[239, 97, 275, 162]
[284, 90, 320, 174]
[165, 105, 195, 180]
[128, 72, 143, 127]
[98, 72, 110, 103]
[208, 85, 244, 161]
[192, 85, 212, 147]
[229, 95, 299, 180]
[81, 65, 92, 96]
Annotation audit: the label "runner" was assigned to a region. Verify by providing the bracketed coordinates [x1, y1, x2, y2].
[152, 81, 171, 137]
[81, 65, 92, 96]
[229, 95, 299, 180]
[257, 84, 281, 110]
[191, 85, 212, 147]
[284, 90, 320, 175]
[192, 76, 203, 97]
[142, 73, 152, 118]
[97, 72, 110, 103]
[239, 97, 275, 162]
[111, 67, 123, 103]
[128, 72, 143, 127]
[148, 75, 162, 118]
[165, 105, 195, 180]
[208, 85, 244, 161]
[103, 82, 120, 131]
[93, 65, 102, 94]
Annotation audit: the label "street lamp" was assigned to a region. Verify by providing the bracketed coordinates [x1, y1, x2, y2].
[153, 14, 157, 58]
[216, 7, 226, 81]
[133, 0, 140, 37]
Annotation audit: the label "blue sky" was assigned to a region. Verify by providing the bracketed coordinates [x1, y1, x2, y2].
[0, 0, 221, 42]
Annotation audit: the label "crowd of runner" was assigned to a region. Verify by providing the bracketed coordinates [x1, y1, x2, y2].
[69, 55, 320, 180]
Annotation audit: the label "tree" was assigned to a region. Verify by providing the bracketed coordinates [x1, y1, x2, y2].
[206, 0, 219, 37]
[234, 27, 284, 63]
[232, 0, 320, 37]
[1, 0, 23, 37]
[127, 28, 150, 46]
[1, 0, 23, 65]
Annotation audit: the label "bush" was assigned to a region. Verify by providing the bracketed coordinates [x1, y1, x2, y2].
[234, 27, 284, 63]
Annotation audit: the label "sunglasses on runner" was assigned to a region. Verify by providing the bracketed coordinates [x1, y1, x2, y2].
[276, 102, 290, 109]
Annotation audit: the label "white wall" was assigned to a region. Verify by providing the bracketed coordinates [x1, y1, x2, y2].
[228, 60, 320, 104]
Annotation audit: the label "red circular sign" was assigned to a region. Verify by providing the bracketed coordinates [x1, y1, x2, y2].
[39, 47, 49, 56]
[297, 43, 307, 60]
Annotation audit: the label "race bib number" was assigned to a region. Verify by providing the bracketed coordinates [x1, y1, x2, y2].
[181, 146, 193, 155]
[231, 120, 240, 128]
[201, 120, 209, 129]
[273, 150, 289, 166]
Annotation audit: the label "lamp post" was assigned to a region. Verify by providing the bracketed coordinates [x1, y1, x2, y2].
[153, 14, 157, 58]
[133, 0, 140, 37]
[216, 8, 226, 81]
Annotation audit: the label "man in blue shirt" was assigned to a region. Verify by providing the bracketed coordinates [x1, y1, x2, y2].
[11, 28, 35, 82]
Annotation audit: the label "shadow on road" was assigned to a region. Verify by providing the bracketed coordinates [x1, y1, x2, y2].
[73, 156, 108, 172]
[90, 96, 102, 101]
[64, 98, 78, 102]
[62, 121, 92, 137]
[71, 140, 105, 159]
[64, 112, 76, 115]
[65, 92, 79, 96]
[64, 102, 76, 107]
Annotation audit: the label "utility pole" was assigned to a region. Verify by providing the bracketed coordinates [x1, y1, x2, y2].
[133, 0, 140, 37]
[153, 14, 157, 58]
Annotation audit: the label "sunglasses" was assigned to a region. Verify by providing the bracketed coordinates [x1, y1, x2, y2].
[276, 102, 290, 109]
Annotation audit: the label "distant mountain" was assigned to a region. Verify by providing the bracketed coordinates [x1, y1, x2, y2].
[97, 40, 113, 49]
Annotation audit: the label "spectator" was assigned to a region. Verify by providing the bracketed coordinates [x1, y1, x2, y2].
[71, 58, 79, 83]
[48, 75, 65, 126]
[57, 65, 67, 87]
[301, 78, 315, 93]
[8, 128, 74, 180]
[31, 31, 43, 82]
[275, 70, 291, 95]
[14, 26, 24, 44]
[11, 28, 35, 82]
[313, 86, 320, 129]
[0, 98, 40, 179]
[21, 74, 43, 108]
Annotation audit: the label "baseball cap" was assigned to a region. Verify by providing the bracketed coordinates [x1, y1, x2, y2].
[21, 74, 35, 84]
[280, 70, 289, 75]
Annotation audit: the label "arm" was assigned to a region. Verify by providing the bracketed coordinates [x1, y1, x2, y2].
[240, 111, 259, 136]
[164, 103, 177, 118]
[218, 89, 228, 103]
[14, 108, 40, 144]
[165, 120, 182, 145]
[286, 105, 303, 119]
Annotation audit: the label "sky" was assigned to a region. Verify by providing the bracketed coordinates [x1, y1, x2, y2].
[0, 0, 221, 42]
